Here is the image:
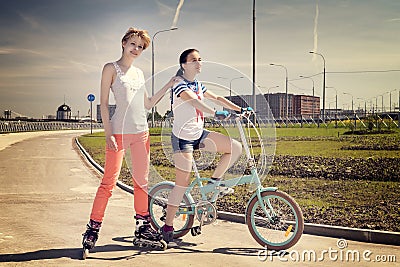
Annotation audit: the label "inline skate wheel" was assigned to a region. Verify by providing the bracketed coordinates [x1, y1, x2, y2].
[160, 240, 167, 250]
[82, 248, 89, 260]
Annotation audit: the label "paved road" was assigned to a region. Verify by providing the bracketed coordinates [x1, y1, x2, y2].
[0, 131, 398, 266]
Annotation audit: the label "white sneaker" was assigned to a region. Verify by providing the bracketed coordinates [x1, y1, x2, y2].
[218, 185, 234, 196]
[208, 179, 234, 196]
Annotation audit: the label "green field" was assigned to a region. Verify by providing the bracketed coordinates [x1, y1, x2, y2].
[78, 127, 400, 232]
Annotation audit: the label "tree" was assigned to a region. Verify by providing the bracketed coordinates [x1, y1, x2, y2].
[147, 111, 162, 121]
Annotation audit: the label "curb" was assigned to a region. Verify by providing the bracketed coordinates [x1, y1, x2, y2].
[217, 211, 400, 246]
[75, 137, 134, 194]
[75, 137, 400, 246]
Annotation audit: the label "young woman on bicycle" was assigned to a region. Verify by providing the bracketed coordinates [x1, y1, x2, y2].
[161, 48, 251, 243]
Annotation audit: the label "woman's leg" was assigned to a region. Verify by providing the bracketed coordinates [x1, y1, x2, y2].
[201, 132, 242, 178]
[165, 151, 193, 226]
[90, 135, 124, 222]
[128, 132, 150, 217]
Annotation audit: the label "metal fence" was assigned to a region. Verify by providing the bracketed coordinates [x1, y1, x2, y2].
[0, 120, 103, 133]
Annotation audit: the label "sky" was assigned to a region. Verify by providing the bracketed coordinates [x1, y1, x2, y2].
[0, 0, 399, 118]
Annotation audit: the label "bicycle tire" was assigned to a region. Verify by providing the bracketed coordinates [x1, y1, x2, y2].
[148, 183, 194, 238]
[246, 190, 304, 250]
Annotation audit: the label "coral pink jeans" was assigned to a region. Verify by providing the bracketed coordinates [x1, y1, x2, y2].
[90, 132, 150, 222]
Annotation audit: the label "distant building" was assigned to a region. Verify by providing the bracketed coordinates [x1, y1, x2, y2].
[4, 110, 11, 119]
[44, 115, 56, 120]
[226, 94, 274, 119]
[56, 104, 72, 121]
[96, 104, 116, 123]
[293, 94, 320, 118]
[226, 93, 320, 119]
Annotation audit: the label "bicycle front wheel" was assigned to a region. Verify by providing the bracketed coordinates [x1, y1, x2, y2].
[148, 183, 194, 238]
[246, 190, 304, 250]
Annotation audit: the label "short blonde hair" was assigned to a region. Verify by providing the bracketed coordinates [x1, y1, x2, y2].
[122, 27, 151, 50]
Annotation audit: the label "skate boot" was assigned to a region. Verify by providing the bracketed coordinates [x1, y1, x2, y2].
[81, 219, 101, 259]
[133, 214, 167, 250]
[160, 224, 174, 244]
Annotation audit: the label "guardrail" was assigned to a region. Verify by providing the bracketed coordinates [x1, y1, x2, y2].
[0, 120, 103, 133]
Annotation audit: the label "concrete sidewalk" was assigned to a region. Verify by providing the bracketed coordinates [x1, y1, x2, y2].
[0, 131, 398, 266]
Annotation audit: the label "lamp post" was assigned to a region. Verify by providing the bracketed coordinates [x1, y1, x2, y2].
[327, 86, 337, 128]
[252, 0, 256, 118]
[389, 89, 396, 113]
[343, 92, 354, 113]
[266, 85, 279, 105]
[309, 51, 326, 123]
[151, 27, 178, 127]
[299, 75, 315, 118]
[229, 76, 244, 98]
[270, 63, 288, 125]
[343, 92, 355, 129]
[398, 89, 400, 128]
[357, 97, 367, 117]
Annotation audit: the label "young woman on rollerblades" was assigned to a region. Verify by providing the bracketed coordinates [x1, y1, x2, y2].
[82, 27, 176, 257]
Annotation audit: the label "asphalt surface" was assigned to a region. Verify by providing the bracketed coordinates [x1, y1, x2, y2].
[0, 130, 398, 266]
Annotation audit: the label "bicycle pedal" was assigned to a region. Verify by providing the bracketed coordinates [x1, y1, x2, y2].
[191, 226, 201, 236]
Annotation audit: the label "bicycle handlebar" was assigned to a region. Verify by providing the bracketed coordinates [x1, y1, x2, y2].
[213, 110, 255, 122]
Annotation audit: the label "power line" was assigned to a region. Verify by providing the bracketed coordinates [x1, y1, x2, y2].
[296, 69, 400, 79]
[327, 69, 400, 74]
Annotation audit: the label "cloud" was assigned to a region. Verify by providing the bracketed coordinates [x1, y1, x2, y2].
[156, 0, 174, 16]
[17, 11, 43, 31]
[0, 49, 12, 54]
[386, 18, 400, 22]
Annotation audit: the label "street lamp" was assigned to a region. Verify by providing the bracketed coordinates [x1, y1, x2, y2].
[357, 97, 367, 117]
[229, 76, 244, 98]
[266, 85, 279, 106]
[270, 63, 288, 124]
[299, 75, 315, 118]
[151, 27, 178, 127]
[267, 85, 279, 94]
[309, 51, 326, 122]
[389, 89, 396, 113]
[252, 0, 256, 118]
[327, 86, 338, 127]
[398, 89, 400, 128]
[343, 92, 354, 113]
[343, 92, 355, 129]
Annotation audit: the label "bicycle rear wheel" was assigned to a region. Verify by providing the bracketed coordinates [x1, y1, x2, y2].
[148, 183, 194, 238]
[246, 190, 304, 250]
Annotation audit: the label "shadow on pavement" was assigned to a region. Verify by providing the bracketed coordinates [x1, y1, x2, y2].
[0, 235, 265, 262]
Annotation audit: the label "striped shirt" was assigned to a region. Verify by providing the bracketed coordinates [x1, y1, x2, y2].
[171, 79, 207, 140]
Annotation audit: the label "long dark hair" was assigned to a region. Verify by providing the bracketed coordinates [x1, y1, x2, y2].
[175, 48, 199, 76]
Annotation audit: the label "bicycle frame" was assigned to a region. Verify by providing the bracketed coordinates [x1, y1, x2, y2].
[149, 111, 303, 249]
[174, 113, 278, 223]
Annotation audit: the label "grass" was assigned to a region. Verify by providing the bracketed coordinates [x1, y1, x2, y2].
[276, 127, 348, 137]
[77, 127, 400, 232]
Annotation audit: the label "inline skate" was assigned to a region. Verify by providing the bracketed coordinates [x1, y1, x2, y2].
[133, 214, 167, 250]
[81, 219, 101, 260]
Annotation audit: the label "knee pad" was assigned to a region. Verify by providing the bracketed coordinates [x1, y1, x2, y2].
[167, 185, 188, 207]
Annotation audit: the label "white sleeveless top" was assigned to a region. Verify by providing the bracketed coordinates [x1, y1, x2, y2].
[110, 62, 148, 134]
